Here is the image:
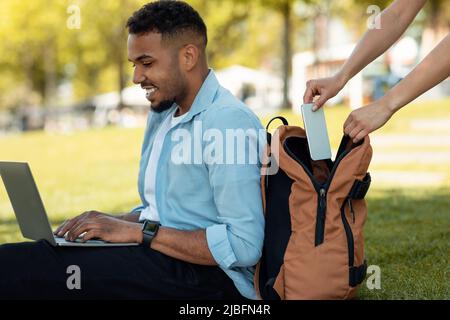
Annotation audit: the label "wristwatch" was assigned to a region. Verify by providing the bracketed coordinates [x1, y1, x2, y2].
[141, 220, 161, 247]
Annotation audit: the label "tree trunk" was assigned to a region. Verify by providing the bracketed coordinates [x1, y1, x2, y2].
[312, 9, 328, 63]
[44, 41, 57, 107]
[420, 1, 449, 58]
[281, 1, 292, 109]
[118, 54, 126, 110]
[117, 0, 128, 110]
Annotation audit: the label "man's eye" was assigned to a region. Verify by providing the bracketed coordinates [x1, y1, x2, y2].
[143, 62, 153, 67]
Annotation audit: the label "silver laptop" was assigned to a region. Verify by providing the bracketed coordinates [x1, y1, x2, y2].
[0, 161, 138, 247]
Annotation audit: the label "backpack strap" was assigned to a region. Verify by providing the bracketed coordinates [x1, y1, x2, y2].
[265, 116, 288, 146]
[265, 116, 288, 131]
[348, 173, 371, 200]
[263, 115, 288, 184]
[262, 277, 281, 300]
[349, 260, 368, 287]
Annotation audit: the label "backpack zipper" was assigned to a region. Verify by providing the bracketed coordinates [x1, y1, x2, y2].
[284, 138, 353, 246]
[315, 188, 327, 246]
[341, 197, 355, 266]
[348, 198, 355, 223]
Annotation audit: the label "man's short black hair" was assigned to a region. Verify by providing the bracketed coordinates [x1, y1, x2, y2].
[126, 1, 207, 47]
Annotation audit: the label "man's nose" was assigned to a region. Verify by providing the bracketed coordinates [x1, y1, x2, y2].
[133, 67, 146, 85]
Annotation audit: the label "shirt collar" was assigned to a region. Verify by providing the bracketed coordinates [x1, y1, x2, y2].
[178, 69, 219, 124]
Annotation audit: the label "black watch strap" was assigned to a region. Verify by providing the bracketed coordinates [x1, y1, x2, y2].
[141, 220, 160, 247]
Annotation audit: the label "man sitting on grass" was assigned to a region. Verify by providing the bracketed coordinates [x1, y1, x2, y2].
[0, 0, 264, 300]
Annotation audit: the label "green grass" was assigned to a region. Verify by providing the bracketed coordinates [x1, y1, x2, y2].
[1, 99, 449, 299]
[358, 187, 449, 299]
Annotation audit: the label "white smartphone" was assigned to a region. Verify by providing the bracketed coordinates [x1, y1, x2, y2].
[300, 103, 332, 161]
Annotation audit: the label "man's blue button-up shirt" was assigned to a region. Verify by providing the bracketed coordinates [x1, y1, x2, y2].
[131, 70, 265, 299]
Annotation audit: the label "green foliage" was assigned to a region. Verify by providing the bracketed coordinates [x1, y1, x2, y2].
[335, 0, 450, 37]
[0, 0, 68, 107]
[0, 0, 288, 109]
[0, 0, 448, 111]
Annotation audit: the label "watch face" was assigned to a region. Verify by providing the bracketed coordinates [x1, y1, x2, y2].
[143, 221, 159, 234]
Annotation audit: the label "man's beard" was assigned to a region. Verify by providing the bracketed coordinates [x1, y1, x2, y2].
[150, 99, 175, 113]
[150, 68, 185, 113]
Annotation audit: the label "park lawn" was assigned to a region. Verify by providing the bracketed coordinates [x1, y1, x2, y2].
[0, 98, 449, 299]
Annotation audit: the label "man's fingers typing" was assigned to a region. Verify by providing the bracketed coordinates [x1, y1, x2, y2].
[56, 218, 79, 237]
[67, 222, 98, 241]
[82, 229, 102, 242]
[54, 220, 69, 235]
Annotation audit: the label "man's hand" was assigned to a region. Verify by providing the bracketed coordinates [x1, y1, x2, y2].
[54, 210, 143, 243]
[344, 100, 393, 143]
[303, 74, 346, 111]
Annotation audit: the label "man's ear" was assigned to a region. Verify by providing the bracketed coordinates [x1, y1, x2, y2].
[180, 44, 199, 72]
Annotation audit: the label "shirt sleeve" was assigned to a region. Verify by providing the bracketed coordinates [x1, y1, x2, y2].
[204, 106, 266, 269]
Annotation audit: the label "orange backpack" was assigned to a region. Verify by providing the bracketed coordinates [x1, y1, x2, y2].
[255, 117, 372, 300]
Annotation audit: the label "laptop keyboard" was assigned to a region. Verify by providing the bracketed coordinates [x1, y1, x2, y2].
[55, 236, 86, 243]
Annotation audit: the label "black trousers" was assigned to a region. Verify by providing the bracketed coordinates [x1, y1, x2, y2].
[0, 240, 246, 300]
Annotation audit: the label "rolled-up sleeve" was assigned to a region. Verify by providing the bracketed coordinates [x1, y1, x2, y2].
[206, 224, 238, 268]
[204, 107, 265, 269]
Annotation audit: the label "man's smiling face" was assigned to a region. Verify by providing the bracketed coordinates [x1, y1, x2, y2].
[128, 32, 187, 113]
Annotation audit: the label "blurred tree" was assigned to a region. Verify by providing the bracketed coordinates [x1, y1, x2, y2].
[258, 0, 317, 109]
[336, 0, 450, 48]
[426, 0, 450, 31]
[419, 0, 450, 56]
[189, 0, 287, 76]
[0, 0, 323, 113]
[259, 0, 297, 109]
[76, 0, 145, 109]
[0, 0, 68, 109]
[191, 0, 251, 67]
[0, 0, 147, 110]
[0, 0, 283, 110]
